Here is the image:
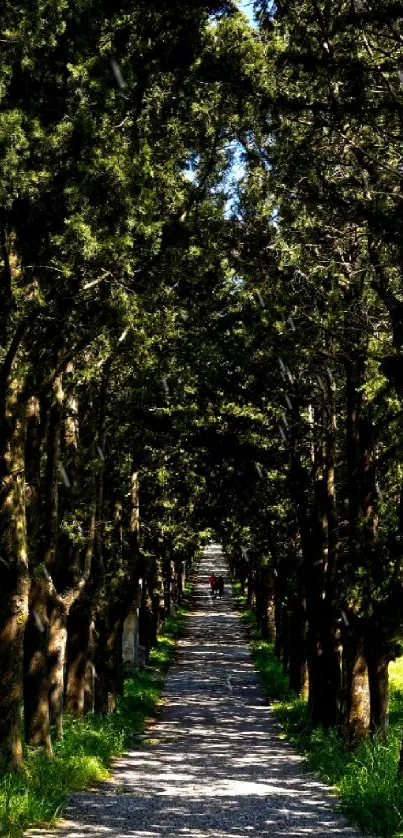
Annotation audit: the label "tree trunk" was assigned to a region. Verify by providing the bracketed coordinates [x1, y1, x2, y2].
[307, 404, 341, 726]
[64, 490, 97, 719]
[23, 578, 52, 754]
[309, 607, 341, 727]
[288, 599, 309, 697]
[130, 470, 140, 538]
[274, 558, 287, 661]
[23, 375, 63, 751]
[289, 446, 333, 723]
[48, 601, 68, 739]
[94, 616, 124, 714]
[65, 595, 92, 716]
[43, 375, 63, 567]
[0, 381, 30, 770]
[49, 382, 79, 731]
[255, 567, 275, 641]
[152, 555, 165, 641]
[342, 353, 376, 744]
[163, 556, 172, 617]
[25, 395, 43, 542]
[266, 591, 276, 643]
[366, 643, 389, 736]
[341, 627, 370, 746]
[56, 380, 97, 719]
[247, 572, 256, 609]
[280, 603, 290, 674]
[138, 600, 154, 661]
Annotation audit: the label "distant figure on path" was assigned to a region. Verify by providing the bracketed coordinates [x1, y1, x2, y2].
[217, 575, 224, 598]
[208, 573, 217, 598]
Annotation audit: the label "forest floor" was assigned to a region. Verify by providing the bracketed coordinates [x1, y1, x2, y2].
[26, 543, 367, 838]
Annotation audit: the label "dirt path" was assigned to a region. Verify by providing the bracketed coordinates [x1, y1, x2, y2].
[30, 543, 366, 838]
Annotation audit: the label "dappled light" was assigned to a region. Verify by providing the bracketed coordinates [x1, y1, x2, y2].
[32, 545, 363, 838]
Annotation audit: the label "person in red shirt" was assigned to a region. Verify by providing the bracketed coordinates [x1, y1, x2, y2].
[208, 573, 217, 598]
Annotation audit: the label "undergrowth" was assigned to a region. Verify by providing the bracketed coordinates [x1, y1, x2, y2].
[0, 606, 188, 838]
[233, 581, 403, 838]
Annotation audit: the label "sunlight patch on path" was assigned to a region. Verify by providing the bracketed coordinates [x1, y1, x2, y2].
[29, 543, 368, 838]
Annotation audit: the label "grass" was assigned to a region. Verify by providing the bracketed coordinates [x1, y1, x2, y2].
[0, 605, 188, 838]
[232, 582, 403, 838]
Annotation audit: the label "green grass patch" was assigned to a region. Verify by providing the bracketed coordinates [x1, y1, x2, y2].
[234, 589, 403, 838]
[0, 605, 188, 838]
[271, 691, 403, 837]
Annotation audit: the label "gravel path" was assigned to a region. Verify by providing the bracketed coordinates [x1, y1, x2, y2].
[31, 543, 366, 838]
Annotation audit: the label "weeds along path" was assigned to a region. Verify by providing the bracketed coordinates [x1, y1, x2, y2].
[29, 543, 367, 838]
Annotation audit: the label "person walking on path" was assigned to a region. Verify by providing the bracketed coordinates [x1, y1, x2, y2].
[208, 572, 217, 597]
[217, 574, 224, 598]
[41, 542, 365, 838]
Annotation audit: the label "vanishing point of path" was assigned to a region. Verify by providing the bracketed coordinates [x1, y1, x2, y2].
[31, 544, 367, 838]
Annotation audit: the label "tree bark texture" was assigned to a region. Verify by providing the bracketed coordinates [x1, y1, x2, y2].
[255, 566, 276, 642]
[23, 578, 52, 754]
[23, 375, 63, 751]
[0, 380, 30, 770]
[65, 594, 93, 717]
[54, 382, 96, 722]
[43, 375, 63, 568]
[341, 627, 370, 746]
[94, 614, 124, 715]
[48, 601, 68, 739]
[366, 642, 389, 736]
[287, 599, 309, 698]
[274, 559, 288, 662]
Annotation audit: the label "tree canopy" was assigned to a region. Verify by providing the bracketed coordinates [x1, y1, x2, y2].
[2, 0, 403, 772]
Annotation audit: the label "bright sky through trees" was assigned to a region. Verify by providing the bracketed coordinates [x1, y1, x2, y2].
[236, 0, 256, 27]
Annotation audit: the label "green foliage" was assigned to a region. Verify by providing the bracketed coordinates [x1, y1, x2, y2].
[0, 718, 116, 838]
[338, 731, 403, 838]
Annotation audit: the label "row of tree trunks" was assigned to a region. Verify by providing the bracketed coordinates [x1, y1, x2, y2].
[247, 562, 387, 743]
[0, 350, 157, 766]
[239, 342, 390, 744]
[64, 462, 145, 716]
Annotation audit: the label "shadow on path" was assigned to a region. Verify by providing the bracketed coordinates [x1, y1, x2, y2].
[29, 543, 367, 838]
